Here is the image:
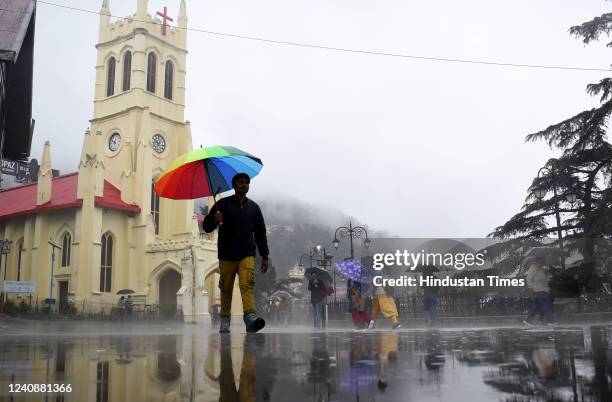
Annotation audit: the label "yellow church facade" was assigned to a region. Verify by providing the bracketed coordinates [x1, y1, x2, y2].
[0, 0, 241, 321]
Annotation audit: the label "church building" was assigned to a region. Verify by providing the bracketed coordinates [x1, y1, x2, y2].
[0, 0, 236, 322]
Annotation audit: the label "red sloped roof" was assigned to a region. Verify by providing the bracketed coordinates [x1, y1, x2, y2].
[0, 172, 140, 220]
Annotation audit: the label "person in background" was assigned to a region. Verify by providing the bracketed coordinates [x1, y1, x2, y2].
[117, 296, 126, 320]
[524, 256, 555, 325]
[369, 285, 401, 330]
[347, 279, 371, 330]
[203, 173, 270, 334]
[422, 266, 441, 328]
[125, 295, 133, 317]
[308, 271, 326, 329]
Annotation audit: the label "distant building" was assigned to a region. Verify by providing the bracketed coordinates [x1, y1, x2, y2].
[0, 0, 36, 161]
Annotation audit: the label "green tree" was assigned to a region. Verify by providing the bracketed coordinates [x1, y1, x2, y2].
[490, 12, 612, 269]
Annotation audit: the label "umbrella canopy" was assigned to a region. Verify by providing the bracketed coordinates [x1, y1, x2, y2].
[154, 145, 263, 200]
[335, 259, 374, 282]
[304, 267, 333, 285]
[116, 289, 135, 295]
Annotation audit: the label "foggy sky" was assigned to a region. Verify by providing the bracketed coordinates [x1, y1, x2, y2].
[29, 0, 611, 237]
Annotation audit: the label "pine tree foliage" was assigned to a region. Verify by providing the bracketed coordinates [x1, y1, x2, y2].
[489, 13, 612, 268]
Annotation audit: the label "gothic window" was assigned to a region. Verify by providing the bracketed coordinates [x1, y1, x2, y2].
[16, 240, 24, 281]
[151, 181, 160, 235]
[100, 232, 113, 293]
[122, 51, 132, 91]
[164, 60, 173, 100]
[147, 53, 157, 93]
[96, 361, 109, 402]
[106, 57, 115, 97]
[61, 233, 71, 267]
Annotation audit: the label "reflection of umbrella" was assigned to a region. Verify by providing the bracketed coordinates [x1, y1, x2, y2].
[335, 259, 374, 282]
[116, 289, 135, 295]
[304, 267, 333, 285]
[271, 290, 293, 299]
[154, 145, 263, 200]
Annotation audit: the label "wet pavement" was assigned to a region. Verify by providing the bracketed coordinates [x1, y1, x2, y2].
[0, 320, 611, 401]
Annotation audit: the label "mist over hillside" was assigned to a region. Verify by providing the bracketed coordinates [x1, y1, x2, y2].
[257, 195, 390, 276]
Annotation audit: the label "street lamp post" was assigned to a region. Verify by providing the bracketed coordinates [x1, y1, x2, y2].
[533, 167, 577, 268]
[298, 251, 315, 269]
[0, 239, 12, 305]
[48, 240, 61, 319]
[332, 221, 371, 259]
[314, 245, 335, 302]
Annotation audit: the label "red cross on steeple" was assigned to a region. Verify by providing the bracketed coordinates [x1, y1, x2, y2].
[156, 6, 173, 35]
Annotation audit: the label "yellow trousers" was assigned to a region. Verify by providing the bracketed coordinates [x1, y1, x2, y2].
[219, 257, 256, 316]
[371, 294, 399, 326]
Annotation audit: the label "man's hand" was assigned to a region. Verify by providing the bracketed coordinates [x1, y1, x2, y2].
[260, 258, 269, 273]
[214, 210, 223, 224]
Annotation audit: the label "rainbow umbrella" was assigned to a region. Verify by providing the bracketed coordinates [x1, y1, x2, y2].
[154, 145, 263, 200]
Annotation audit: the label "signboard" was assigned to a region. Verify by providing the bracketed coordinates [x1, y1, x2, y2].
[3, 281, 35, 294]
[0, 158, 59, 183]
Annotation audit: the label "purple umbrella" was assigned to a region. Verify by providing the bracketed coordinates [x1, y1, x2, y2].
[335, 259, 374, 282]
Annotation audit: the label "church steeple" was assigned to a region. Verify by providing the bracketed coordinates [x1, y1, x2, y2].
[99, 0, 110, 42]
[136, 0, 148, 19]
[36, 141, 52, 206]
[178, 0, 187, 28]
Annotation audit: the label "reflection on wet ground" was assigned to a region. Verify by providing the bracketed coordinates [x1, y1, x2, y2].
[1, 324, 611, 401]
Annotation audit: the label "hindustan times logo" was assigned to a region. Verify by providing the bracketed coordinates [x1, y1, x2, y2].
[372, 250, 486, 271]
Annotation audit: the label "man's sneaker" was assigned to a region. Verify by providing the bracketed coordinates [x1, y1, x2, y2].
[244, 313, 266, 333]
[522, 320, 535, 326]
[393, 323, 402, 330]
[219, 316, 231, 334]
[368, 320, 375, 330]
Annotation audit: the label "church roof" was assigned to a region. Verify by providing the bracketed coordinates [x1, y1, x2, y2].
[0, 172, 141, 220]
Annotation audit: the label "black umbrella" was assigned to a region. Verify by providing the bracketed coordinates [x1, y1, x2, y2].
[304, 267, 333, 285]
[116, 289, 135, 295]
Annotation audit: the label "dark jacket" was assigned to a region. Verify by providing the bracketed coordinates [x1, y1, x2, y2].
[203, 194, 269, 261]
[308, 279, 326, 305]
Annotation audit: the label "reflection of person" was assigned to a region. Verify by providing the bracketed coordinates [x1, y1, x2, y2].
[309, 272, 326, 329]
[219, 336, 256, 402]
[532, 347, 556, 379]
[347, 279, 371, 329]
[524, 256, 555, 325]
[203, 173, 270, 333]
[369, 286, 401, 330]
[375, 332, 398, 390]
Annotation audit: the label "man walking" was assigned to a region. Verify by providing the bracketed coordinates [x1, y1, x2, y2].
[523, 256, 555, 325]
[203, 173, 270, 333]
[308, 271, 326, 329]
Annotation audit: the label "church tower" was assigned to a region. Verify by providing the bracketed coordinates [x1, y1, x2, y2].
[87, 0, 193, 240]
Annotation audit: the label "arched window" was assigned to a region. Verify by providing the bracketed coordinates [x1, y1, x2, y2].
[151, 181, 160, 235]
[147, 53, 157, 93]
[164, 60, 173, 100]
[100, 232, 113, 293]
[16, 241, 24, 281]
[106, 57, 116, 97]
[61, 233, 71, 267]
[122, 51, 132, 91]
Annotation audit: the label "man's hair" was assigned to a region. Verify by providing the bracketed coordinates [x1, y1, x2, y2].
[534, 256, 545, 265]
[232, 172, 251, 186]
